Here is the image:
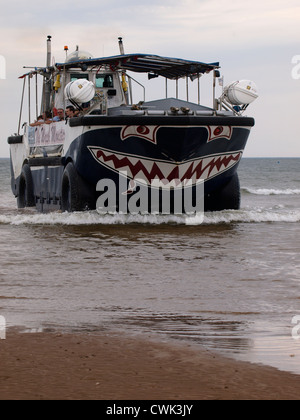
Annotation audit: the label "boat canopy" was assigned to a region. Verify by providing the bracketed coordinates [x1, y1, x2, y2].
[20, 54, 219, 80]
[57, 54, 219, 79]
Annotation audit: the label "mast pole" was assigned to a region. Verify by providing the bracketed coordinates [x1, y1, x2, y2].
[118, 37, 130, 104]
[28, 75, 31, 123]
[44, 35, 52, 112]
[18, 77, 26, 135]
[35, 73, 38, 120]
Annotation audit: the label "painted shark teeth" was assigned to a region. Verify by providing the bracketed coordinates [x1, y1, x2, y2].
[88, 146, 242, 188]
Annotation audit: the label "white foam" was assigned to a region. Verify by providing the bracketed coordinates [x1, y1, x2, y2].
[0, 211, 186, 226]
[243, 187, 300, 196]
[0, 207, 299, 226]
[203, 208, 300, 224]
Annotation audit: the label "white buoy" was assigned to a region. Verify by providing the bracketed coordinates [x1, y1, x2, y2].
[224, 80, 258, 105]
[64, 79, 95, 104]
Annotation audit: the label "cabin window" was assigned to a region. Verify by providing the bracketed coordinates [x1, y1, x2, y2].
[70, 73, 89, 82]
[96, 74, 113, 88]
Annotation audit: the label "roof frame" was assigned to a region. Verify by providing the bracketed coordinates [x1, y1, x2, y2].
[56, 53, 220, 80]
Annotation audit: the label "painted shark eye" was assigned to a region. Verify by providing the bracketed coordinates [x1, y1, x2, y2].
[213, 126, 223, 136]
[136, 126, 150, 135]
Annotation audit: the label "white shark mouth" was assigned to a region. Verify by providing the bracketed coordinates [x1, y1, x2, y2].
[88, 146, 242, 189]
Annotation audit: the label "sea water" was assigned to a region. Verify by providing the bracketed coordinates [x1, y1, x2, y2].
[0, 157, 300, 374]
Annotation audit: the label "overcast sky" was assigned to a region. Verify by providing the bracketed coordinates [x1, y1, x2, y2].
[0, 0, 299, 157]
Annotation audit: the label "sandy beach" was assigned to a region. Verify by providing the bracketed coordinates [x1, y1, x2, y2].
[0, 329, 300, 400]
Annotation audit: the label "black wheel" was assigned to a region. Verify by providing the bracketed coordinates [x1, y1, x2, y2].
[17, 164, 35, 208]
[205, 173, 241, 211]
[61, 162, 82, 212]
[61, 162, 95, 212]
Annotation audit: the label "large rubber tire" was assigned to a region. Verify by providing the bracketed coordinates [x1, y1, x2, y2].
[61, 162, 95, 212]
[61, 162, 83, 212]
[205, 173, 241, 211]
[17, 164, 35, 208]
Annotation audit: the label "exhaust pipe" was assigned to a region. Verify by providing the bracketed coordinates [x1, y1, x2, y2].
[43, 35, 52, 112]
[118, 37, 124, 55]
[46, 35, 52, 67]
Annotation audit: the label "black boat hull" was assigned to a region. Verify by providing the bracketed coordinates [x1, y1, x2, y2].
[9, 115, 254, 213]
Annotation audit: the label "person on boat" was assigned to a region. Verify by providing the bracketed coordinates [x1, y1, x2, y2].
[29, 115, 44, 126]
[65, 105, 75, 119]
[52, 108, 64, 121]
[30, 111, 53, 126]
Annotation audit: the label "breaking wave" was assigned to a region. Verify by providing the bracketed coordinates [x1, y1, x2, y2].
[0, 207, 299, 226]
[242, 187, 300, 196]
[201, 208, 300, 224]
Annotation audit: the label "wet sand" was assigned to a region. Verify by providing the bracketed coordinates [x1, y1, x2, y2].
[1, 330, 300, 400]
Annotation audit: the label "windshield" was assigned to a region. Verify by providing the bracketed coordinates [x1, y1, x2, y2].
[96, 74, 113, 88]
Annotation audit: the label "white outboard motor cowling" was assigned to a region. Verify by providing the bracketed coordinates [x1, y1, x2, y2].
[224, 80, 258, 105]
[64, 79, 95, 104]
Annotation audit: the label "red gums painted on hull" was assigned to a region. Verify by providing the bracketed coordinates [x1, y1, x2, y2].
[90, 147, 242, 185]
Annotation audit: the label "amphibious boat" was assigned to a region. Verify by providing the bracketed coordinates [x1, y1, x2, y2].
[8, 36, 258, 214]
